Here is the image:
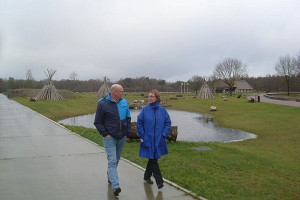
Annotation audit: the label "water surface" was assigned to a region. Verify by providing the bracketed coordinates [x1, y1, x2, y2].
[59, 109, 256, 142]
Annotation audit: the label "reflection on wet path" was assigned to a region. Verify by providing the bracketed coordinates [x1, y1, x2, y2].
[143, 183, 163, 200]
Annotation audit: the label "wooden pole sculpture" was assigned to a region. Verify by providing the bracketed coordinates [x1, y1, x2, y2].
[35, 69, 63, 101]
[96, 77, 110, 98]
[197, 82, 214, 99]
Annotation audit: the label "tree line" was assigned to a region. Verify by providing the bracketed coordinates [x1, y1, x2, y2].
[1, 74, 300, 94]
[1, 52, 299, 94]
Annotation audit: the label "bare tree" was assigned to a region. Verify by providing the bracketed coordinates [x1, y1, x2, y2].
[26, 69, 34, 81]
[69, 71, 78, 80]
[188, 75, 205, 95]
[25, 69, 34, 88]
[294, 51, 300, 75]
[275, 55, 297, 96]
[213, 58, 247, 95]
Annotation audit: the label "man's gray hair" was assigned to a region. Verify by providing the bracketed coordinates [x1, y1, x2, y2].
[110, 84, 121, 93]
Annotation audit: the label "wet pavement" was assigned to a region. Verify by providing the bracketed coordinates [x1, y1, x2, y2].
[0, 94, 204, 200]
[249, 94, 300, 107]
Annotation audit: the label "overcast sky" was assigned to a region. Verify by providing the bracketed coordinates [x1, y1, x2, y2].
[1, 0, 299, 82]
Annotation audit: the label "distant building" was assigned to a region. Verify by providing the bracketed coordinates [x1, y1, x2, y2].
[214, 80, 254, 93]
[233, 80, 254, 93]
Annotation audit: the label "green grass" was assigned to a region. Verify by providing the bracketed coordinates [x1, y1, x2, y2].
[14, 93, 300, 200]
[13, 93, 99, 121]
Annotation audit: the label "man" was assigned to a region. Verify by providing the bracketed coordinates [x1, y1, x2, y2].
[94, 84, 131, 197]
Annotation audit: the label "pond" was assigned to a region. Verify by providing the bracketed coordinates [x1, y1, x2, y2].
[58, 109, 256, 143]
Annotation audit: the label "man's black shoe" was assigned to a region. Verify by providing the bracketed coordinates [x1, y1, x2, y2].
[144, 178, 153, 184]
[113, 187, 121, 197]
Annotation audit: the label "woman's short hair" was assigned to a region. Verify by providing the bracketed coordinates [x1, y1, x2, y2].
[149, 89, 161, 102]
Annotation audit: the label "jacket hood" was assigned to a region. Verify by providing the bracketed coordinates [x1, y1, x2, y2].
[98, 93, 123, 103]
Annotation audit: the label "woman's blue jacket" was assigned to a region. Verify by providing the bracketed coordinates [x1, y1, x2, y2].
[137, 101, 171, 159]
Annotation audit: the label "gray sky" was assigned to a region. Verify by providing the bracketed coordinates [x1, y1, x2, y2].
[1, 0, 299, 82]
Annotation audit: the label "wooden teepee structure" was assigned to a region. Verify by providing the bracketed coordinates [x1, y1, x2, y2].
[96, 77, 110, 98]
[197, 82, 214, 99]
[35, 69, 63, 101]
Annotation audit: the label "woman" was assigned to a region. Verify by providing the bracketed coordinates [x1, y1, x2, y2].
[137, 89, 171, 189]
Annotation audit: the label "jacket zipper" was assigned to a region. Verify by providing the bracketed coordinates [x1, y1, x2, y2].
[115, 101, 122, 131]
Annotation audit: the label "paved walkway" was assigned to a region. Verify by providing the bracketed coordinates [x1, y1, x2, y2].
[0, 94, 203, 200]
[249, 94, 300, 107]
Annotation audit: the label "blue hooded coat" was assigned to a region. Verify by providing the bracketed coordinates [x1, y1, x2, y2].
[137, 101, 171, 159]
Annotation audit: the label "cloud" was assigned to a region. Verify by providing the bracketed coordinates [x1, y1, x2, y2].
[1, 0, 299, 82]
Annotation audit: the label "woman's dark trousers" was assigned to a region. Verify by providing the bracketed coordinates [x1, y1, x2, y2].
[144, 159, 163, 185]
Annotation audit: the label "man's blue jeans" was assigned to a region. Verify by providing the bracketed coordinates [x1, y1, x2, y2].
[103, 136, 126, 189]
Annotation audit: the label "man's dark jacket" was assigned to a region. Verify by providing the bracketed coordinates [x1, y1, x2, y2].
[94, 94, 131, 139]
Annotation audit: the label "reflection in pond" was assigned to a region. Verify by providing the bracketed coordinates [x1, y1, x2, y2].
[58, 109, 256, 142]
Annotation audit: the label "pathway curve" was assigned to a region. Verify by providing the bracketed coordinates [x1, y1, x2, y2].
[249, 94, 300, 107]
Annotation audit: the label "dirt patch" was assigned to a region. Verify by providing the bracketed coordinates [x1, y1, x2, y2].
[11, 89, 75, 99]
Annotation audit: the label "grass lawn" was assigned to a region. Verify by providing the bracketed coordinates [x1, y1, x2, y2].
[13, 92, 99, 121]
[13, 92, 300, 200]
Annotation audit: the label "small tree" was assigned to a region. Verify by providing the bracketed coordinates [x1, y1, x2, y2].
[69, 71, 78, 80]
[25, 69, 34, 88]
[275, 55, 297, 96]
[213, 58, 247, 95]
